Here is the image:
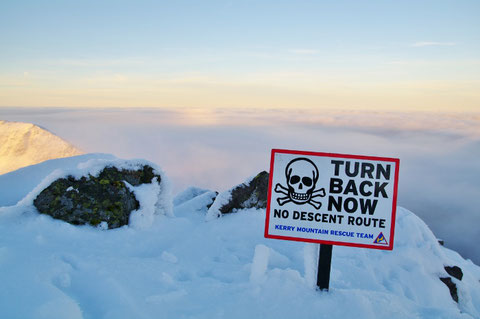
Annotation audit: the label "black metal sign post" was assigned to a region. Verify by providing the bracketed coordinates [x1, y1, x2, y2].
[316, 244, 333, 291]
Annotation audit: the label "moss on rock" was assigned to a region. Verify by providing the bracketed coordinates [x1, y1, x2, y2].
[33, 165, 161, 229]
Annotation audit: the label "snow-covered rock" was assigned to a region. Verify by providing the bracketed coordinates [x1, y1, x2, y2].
[0, 154, 173, 229]
[206, 171, 269, 220]
[0, 120, 83, 174]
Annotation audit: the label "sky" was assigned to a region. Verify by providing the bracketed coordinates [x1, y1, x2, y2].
[1, 0, 479, 111]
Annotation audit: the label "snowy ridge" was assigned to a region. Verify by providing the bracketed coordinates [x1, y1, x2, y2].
[0, 156, 479, 318]
[0, 120, 83, 174]
[173, 186, 210, 206]
[174, 190, 217, 215]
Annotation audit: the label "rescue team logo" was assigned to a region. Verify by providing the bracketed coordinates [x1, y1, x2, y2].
[265, 149, 400, 250]
[374, 232, 388, 245]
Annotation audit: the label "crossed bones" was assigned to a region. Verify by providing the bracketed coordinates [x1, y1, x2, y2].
[275, 183, 326, 209]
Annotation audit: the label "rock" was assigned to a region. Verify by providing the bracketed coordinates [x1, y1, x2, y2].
[219, 171, 269, 214]
[445, 265, 463, 281]
[439, 265, 463, 304]
[33, 165, 161, 229]
[439, 277, 459, 303]
[207, 171, 269, 218]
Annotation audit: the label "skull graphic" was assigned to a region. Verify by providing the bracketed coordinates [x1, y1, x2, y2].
[275, 157, 325, 209]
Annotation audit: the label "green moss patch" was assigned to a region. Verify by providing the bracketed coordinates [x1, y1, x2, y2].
[33, 165, 161, 229]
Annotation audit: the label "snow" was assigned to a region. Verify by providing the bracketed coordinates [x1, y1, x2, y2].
[0, 155, 479, 318]
[173, 186, 211, 206]
[0, 120, 83, 174]
[205, 188, 231, 221]
[303, 243, 319, 289]
[250, 244, 270, 284]
[128, 178, 164, 229]
[174, 190, 217, 216]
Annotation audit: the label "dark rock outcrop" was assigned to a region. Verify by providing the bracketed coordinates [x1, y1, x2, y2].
[440, 277, 459, 303]
[33, 165, 161, 229]
[217, 171, 269, 214]
[439, 265, 463, 303]
[445, 265, 463, 281]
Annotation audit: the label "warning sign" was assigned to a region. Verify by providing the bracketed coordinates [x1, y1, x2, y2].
[265, 149, 400, 250]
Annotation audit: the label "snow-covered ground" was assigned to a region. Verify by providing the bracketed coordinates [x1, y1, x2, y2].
[0, 155, 479, 319]
[0, 120, 83, 174]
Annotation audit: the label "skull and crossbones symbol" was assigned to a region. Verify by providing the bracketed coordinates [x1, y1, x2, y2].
[275, 157, 326, 209]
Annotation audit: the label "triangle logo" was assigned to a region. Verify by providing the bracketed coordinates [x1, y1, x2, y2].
[373, 232, 388, 245]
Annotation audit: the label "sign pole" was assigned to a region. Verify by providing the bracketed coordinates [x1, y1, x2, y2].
[316, 244, 333, 291]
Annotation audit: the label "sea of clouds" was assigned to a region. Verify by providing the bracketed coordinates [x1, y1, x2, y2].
[1, 107, 479, 265]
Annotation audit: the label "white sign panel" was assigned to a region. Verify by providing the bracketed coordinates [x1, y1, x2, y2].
[265, 149, 400, 250]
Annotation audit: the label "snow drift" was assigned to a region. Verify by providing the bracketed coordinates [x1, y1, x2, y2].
[0, 120, 83, 174]
[0, 154, 479, 319]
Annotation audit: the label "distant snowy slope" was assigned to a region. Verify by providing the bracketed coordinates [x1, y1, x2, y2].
[0, 120, 83, 174]
[0, 155, 479, 318]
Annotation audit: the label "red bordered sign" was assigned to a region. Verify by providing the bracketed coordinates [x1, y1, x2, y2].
[265, 149, 400, 250]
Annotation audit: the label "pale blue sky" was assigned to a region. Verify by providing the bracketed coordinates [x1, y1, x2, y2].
[1, 0, 479, 110]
